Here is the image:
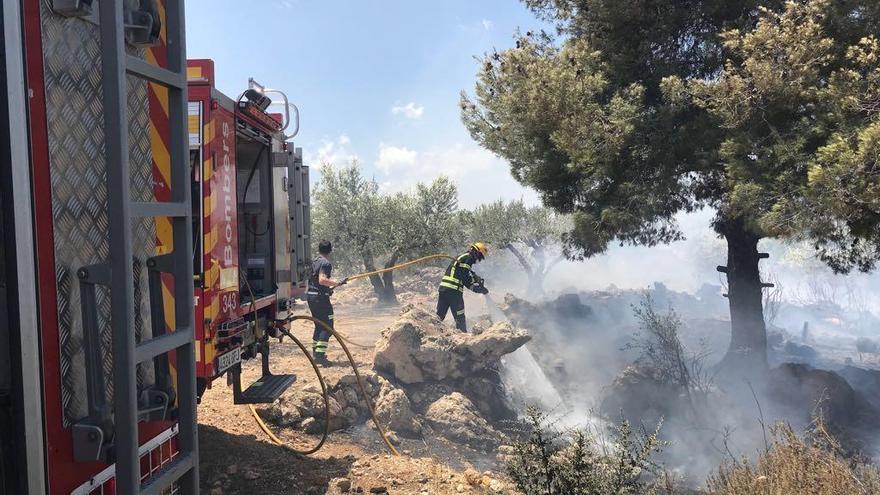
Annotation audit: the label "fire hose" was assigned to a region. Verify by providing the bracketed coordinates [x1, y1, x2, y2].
[244, 253, 457, 456]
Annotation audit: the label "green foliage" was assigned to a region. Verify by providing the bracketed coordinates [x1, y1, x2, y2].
[674, 0, 880, 271]
[465, 200, 569, 291]
[311, 161, 383, 273]
[311, 161, 463, 299]
[462, 0, 879, 269]
[506, 408, 668, 495]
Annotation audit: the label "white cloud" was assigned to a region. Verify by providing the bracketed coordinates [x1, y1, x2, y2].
[308, 134, 358, 167]
[481, 19, 494, 31]
[373, 142, 539, 208]
[276, 0, 295, 9]
[377, 143, 418, 174]
[390, 102, 424, 120]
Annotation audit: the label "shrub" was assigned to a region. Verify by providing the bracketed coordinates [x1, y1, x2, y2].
[706, 420, 880, 495]
[505, 408, 671, 495]
[628, 295, 713, 415]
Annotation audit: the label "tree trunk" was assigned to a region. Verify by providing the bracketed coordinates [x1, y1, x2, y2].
[505, 244, 536, 292]
[530, 244, 547, 295]
[379, 252, 400, 305]
[362, 251, 397, 305]
[533, 254, 565, 295]
[717, 219, 768, 378]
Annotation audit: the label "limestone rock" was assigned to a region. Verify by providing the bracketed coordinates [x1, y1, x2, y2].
[425, 392, 502, 448]
[373, 305, 530, 384]
[374, 387, 422, 435]
[264, 370, 382, 433]
[333, 477, 352, 492]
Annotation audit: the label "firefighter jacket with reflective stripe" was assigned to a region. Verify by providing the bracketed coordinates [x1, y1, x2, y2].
[439, 252, 477, 292]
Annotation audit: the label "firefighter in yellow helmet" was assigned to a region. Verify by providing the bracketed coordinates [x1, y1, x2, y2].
[437, 242, 489, 331]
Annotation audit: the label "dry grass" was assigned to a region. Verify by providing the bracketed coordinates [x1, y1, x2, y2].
[706, 420, 880, 495]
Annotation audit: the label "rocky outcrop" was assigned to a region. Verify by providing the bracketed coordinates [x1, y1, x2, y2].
[373, 305, 530, 384]
[261, 372, 383, 434]
[600, 364, 688, 426]
[374, 387, 421, 436]
[839, 365, 880, 411]
[766, 363, 860, 428]
[498, 293, 593, 331]
[424, 392, 503, 448]
[263, 305, 528, 451]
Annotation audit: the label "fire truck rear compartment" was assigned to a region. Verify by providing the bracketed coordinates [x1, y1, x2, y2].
[236, 134, 276, 301]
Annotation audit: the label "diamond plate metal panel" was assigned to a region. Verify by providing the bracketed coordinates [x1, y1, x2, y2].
[128, 72, 157, 390]
[41, 3, 157, 426]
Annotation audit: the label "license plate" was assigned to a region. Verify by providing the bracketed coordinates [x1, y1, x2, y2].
[216, 347, 242, 374]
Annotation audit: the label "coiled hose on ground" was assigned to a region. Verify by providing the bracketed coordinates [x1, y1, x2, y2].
[245, 253, 456, 456]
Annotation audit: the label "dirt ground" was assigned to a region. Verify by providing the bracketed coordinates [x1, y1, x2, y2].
[197, 283, 506, 495]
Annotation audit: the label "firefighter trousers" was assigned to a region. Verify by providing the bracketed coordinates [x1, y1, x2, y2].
[307, 295, 334, 357]
[437, 288, 466, 332]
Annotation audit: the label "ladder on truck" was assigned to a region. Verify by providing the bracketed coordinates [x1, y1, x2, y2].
[76, 1, 198, 493]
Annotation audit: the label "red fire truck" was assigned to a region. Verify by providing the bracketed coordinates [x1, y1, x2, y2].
[1, 1, 310, 494]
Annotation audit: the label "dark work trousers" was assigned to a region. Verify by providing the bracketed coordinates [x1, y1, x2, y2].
[437, 288, 466, 332]
[307, 294, 334, 357]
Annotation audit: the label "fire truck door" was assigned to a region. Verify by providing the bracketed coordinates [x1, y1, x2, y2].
[272, 146, 293, 312]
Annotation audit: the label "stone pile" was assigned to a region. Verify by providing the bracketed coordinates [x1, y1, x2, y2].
[263, 304, 531, 450]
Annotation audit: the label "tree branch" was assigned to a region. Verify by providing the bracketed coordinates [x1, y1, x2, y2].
[506, 243, 534, 277]
[544, 253, 566, 275]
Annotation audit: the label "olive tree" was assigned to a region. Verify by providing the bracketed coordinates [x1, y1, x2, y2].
[312, 161, 462, 304]
[466, 200, 569, 293]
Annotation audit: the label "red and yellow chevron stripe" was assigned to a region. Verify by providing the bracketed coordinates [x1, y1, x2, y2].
[147, 0, 181, 400]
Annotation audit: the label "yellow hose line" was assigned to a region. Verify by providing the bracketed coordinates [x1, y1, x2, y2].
[328, 253, 456, 349]
[239, 274, 333, 455]
[344, 253, 454, 281]
[248, 326, 330, 455]
[295, 315, 400, 456]
[332, 330, 372, 349]
[246, 253, 455, 457]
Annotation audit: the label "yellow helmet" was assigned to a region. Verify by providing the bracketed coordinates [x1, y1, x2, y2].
[471, 242, 489, 259]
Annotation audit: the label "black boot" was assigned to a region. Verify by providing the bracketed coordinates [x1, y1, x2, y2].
[313, 354, 332, 367]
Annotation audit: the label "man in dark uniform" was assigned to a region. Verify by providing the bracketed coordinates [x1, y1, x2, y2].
[437, 242, 489, 332]
[307, 240, 346, 366]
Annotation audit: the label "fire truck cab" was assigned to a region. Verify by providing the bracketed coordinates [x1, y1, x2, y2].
[1, 1, 309, 494]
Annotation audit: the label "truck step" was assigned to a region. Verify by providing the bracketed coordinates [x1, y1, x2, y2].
[235, 374, 297, 404]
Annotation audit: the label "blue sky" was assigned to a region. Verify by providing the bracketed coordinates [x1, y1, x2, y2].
[184, 0, 548, 207]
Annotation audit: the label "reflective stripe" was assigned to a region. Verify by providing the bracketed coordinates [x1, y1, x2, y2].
[327, 314, 334, 320]
[314, 341, 328, 350]
[455, 309, 466, 315]
[440, 253, 472, 290]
